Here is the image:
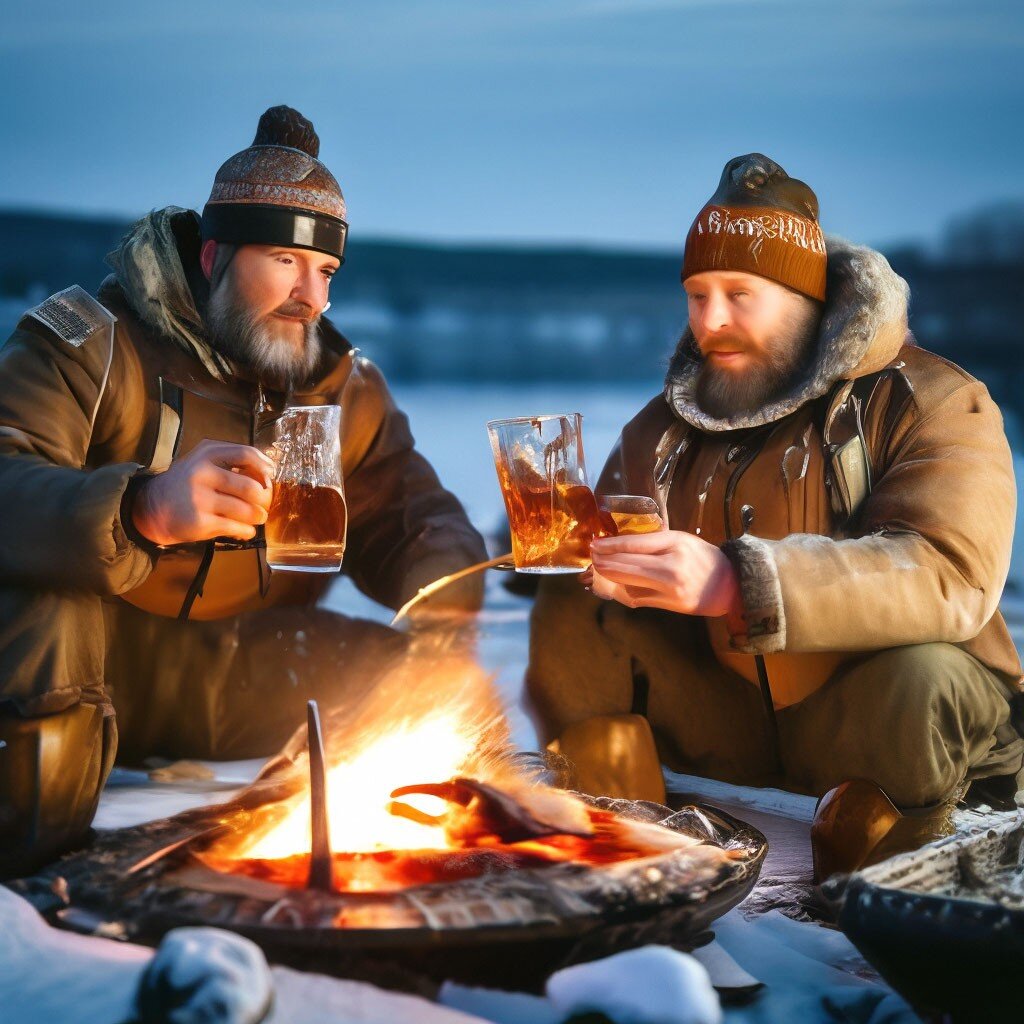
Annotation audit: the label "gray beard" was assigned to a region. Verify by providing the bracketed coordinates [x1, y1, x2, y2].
[695, 306, 820, 419]
[206, 282, 322, 393]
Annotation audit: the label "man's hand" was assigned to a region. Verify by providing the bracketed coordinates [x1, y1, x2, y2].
[131, 440, 276, 546]
[584, 529, 743, 621]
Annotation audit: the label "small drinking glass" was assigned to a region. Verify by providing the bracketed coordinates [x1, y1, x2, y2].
[487, 413, 613, 574]
[260, 405, 347, 573]
[598, 495, 665, 535]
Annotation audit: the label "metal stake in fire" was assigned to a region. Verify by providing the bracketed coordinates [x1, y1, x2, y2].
[306, 700, 333, 891]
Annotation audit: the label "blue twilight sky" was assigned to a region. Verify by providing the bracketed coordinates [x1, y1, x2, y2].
[1, 0, 1021, 251]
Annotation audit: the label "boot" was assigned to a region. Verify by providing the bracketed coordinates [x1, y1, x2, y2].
[547, 713, 667, 804]
[811, 778, 956, 882]
[0, 703, 116, 878]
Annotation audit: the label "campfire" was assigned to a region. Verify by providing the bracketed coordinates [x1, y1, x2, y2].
[17, 634, 767, 990]
[194, 646, 740, 894]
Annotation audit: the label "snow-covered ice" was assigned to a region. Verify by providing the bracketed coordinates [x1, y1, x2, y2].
[546, 946, 722, 1024]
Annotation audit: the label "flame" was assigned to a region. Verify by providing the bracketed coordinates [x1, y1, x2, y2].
[195, 633, 739, 895]
[209, 638, 515, 865]
[245, 705, 478, 857]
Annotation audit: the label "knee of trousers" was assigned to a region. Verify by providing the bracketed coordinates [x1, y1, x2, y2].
[0, 702, 116, 878]
[851, 642, 997, 722]
[114, 608, 414, 763]
[795, 642, 1008, 807]
[526, 578, 635, 743]
[0, 586, 107, 717]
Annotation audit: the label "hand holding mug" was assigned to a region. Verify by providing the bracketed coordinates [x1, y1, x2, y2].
[585, 529, 742, 620]
[132, 439, 275, 546]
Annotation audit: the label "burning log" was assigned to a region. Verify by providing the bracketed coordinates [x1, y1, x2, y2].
[188, 648, 743, 897]
[389, 777, 595, 844]
[16, 788, 765, 991]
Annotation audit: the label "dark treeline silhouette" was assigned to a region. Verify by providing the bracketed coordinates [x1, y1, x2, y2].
[1, 206, 1021, 416]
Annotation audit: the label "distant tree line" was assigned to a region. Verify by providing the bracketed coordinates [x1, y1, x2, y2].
[1, 205, 1021, 414]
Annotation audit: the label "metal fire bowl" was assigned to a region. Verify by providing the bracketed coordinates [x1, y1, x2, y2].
[15, 794, 766, 992]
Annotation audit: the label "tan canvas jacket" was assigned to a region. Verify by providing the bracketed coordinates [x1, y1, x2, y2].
[0, 209, 486, 717]
[598, 238, 1021, 707]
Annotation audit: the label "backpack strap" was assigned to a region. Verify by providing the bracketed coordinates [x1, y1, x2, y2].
[821, 367, 910, 527]
[150, 377, 184, 472]
[651, 419, 692, 519]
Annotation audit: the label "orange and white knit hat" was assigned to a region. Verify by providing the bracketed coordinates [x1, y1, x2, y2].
[682, 154, 827, 301]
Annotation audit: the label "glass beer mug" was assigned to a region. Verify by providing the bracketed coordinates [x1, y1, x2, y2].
[261, 405, 347, 572]
[487, 412, 613, 573]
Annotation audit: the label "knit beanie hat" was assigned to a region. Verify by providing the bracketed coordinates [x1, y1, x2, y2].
[201, 106, 348, 263]
[682, 153, 826, 301]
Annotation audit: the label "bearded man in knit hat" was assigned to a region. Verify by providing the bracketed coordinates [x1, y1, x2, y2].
[528, 154, 1023, 871]
[0, 106, 487, 873]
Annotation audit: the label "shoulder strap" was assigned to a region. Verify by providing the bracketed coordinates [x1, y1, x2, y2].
[150, 376, 184, 472]
[821, 370, 891, 525]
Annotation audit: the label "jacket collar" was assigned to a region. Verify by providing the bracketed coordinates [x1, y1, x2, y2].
[104, 206, 351, 387]
[664, 237, 910, 433]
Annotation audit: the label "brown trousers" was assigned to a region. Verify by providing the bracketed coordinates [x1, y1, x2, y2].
[1, 599, 407, 874]
[526, 579, 1024, 809]
[106, 602, 410, 764]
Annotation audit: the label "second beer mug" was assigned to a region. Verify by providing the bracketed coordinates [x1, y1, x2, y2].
[598, 494, 664, 535]
[262, 405, 347, 573]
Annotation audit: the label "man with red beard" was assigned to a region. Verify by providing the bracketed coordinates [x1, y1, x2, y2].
[528, 154, 1023, 871]
[0, 107, 486, 873]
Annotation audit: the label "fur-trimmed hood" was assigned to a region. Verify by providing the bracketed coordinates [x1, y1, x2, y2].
[664, 237, 910, 432]
[104, 206, 234, 381]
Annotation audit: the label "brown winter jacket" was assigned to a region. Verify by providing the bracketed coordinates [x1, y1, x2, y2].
[0, 208, 486, 719]
[597, 238, 1021, 708]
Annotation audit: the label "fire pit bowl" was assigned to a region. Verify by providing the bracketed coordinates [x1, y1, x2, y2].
[13, 791, 766, 992]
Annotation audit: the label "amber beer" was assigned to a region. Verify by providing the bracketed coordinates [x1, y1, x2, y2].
[488, 413, 615, 573]
[598, 495, 664, 536]
[608, 512, 662, 535]
[497, 463, 615, 572]
[265, 481, 347, 572]
[261, 404, 347, 573]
